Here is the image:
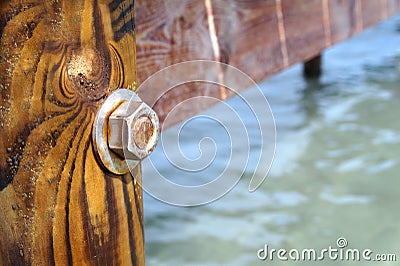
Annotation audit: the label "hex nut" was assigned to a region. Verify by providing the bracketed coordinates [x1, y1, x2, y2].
[108, 98, 159, 161]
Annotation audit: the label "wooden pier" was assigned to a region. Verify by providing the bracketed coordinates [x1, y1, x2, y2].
[1, 0, 399, 265]
[135, 0, 400, 128]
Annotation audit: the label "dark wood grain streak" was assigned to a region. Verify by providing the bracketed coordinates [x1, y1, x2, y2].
[0, 0, 144, 265]
[123, 179, 138, 265]
[109, 0, 136, 42]
[65, 153, 75, 266]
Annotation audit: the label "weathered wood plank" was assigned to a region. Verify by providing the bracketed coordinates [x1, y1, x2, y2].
[135, 0, 225, 129]
[135, 0, 214, 82]
[211, 0, 283, 82]
[361, 0, 389, 28]
[281, 0, 326, 65]
[135, 0, 400, 129]
[0, 0, 144, 265]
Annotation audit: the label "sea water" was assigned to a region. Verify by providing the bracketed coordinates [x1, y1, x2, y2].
[142, 15, 400, 266]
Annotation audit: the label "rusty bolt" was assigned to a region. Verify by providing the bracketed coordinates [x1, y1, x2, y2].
[108, 95, 159, 161]
[92, 89, 159, 174]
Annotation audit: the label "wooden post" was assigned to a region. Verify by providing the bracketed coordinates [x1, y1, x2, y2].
[0, 1, 144, 265]
[303, 54, 322, 79]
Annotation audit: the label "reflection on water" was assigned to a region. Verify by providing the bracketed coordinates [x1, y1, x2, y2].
[142, 15, 400, 265]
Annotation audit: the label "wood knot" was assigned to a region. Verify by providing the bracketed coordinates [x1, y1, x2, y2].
[66, 48, 110, 101]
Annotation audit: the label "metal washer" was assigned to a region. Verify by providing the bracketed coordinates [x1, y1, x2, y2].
[92, 89, 140, 175]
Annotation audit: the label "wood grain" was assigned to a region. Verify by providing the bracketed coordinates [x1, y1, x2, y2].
[135, 0, 214, 84]
[281, 0, 326, 65]
[135, 0, 400, 129]
[0, 0, 144, 265]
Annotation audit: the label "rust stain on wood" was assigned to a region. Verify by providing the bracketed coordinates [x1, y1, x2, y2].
[0, 0, 144, 265]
